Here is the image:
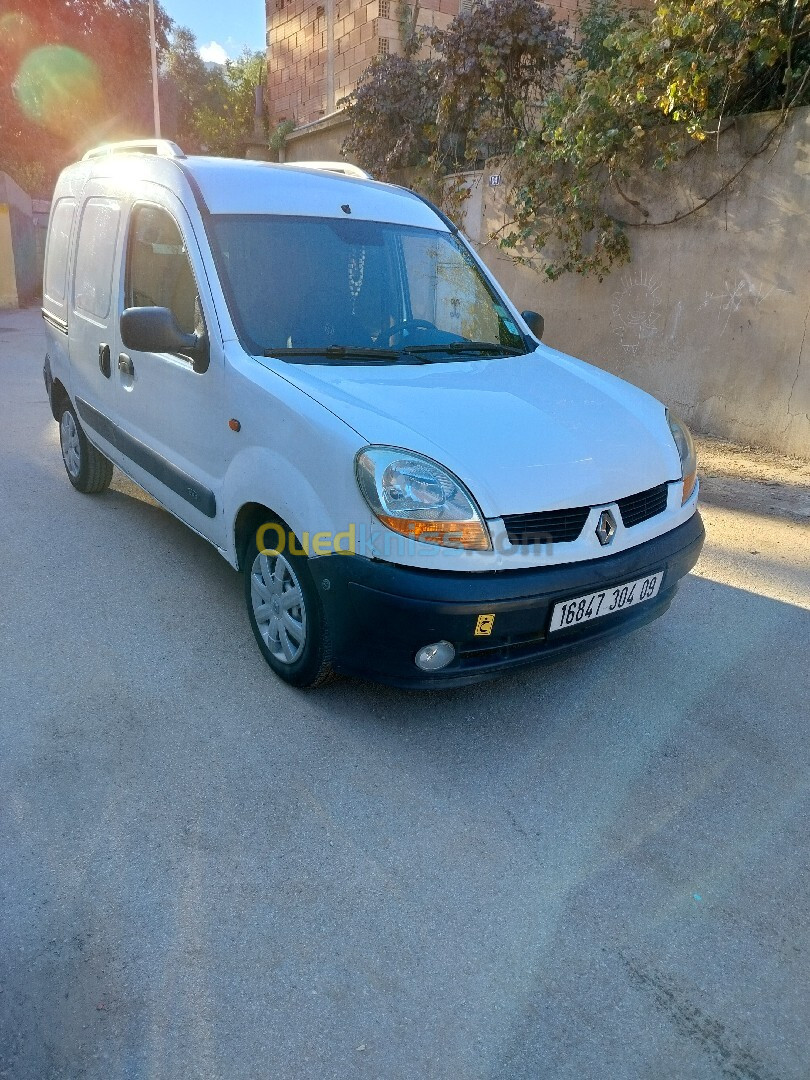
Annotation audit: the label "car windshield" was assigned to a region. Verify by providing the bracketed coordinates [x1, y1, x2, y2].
[210, 215, 529, 362]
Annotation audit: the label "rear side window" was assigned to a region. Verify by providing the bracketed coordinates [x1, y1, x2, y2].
[74, 198, 121, 320]
[125, 205, 199, 336]
[43, 198, 76, 310]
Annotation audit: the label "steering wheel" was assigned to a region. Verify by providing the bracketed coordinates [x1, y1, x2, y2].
[384, 318, 438, 346]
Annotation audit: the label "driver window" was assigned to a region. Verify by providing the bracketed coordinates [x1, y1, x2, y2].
[126, 205, 200, 336]
[399, 232, 500, 342]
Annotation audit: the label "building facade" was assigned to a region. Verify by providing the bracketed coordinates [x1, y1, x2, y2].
[266, 0, 652, 130]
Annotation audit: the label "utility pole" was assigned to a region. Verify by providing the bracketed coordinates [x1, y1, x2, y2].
[148, 0, 161, 137]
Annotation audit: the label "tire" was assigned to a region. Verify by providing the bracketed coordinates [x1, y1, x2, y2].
[244, 521, 334, 688]
[58, 400, 113, 494]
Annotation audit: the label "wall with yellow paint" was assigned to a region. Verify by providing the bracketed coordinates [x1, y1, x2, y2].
[0, 172, 39, 309]
[0, 204, 20, 308]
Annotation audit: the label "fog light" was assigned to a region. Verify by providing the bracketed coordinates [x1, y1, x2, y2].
[414, 640, 456, 672]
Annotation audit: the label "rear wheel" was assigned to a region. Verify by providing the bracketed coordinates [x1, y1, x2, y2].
[244, 522, 333, 688]
[59, 402, 113, 494]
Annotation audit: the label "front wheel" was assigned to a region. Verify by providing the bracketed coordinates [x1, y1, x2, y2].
[244, 523, 333, 688]
[59, 402, 113, 494]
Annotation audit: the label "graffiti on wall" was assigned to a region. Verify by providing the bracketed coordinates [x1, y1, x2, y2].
[611, 270, 663, 354]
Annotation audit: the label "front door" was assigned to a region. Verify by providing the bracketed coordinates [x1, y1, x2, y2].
[112, 192, 226, 547]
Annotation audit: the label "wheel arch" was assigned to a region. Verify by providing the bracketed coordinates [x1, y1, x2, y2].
[49, 377, 71, 421]
[233, 502, 294, 572]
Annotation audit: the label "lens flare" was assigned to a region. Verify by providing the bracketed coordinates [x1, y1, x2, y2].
[13, 45, 102, 137]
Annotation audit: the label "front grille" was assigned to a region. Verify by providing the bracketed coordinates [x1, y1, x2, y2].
[503, 506, 590, 546]
[503, 482, 670, 546]
[617, 483, 669, 528]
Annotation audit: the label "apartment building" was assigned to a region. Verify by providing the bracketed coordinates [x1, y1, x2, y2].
[266, 0, 650, 129]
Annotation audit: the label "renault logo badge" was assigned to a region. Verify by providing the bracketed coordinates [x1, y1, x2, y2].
[596, 509, 617, 546]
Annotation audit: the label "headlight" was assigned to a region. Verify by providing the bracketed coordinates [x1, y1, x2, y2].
[666, 410, 697, 503]
[355, 447, 491, 550]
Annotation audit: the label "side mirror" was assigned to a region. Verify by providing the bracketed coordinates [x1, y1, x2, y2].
[521, 310, 544, 341]
[120, 306, 210, 373]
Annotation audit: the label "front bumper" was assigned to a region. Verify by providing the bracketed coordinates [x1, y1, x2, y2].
[316, 512, 705, 688]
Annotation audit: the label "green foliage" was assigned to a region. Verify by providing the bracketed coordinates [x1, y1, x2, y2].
[342, 0, 567, 199]
[269, 119, 296, 152]
[340, 53, 440, 180]
[343, 0, 809, 278]
[161, 26, 217, 150]
[505, 0, 810, 279]
[429, 0, 569, 168]
[577, 0, 626, 71]
[191, 49, 266, 156]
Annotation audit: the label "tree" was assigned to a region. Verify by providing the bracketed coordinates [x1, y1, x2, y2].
[160, 26, 218, 150]
[191, 49, 266, 157]
[0, 0, 173, 193]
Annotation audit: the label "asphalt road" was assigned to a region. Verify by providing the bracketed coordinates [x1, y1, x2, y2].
[2, 306, 809, 1080]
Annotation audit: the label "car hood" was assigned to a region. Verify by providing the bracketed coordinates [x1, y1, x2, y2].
[259, 345, 682, 518]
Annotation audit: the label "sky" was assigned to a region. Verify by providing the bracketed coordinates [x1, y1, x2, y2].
[160, 0, 266, 63]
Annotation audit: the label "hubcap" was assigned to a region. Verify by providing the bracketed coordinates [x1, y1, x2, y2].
[250, 551, 307, 665]
[60, 410, 81, 478]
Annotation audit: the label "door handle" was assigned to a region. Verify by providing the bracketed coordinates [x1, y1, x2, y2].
[98, 343, 111, 378]
[118, 353, 134, 378]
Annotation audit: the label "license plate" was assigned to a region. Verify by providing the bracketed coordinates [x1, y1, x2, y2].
[549, 572, 663, 634]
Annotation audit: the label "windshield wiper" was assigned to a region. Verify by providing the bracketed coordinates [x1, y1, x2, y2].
[402, 341, 527, 357]
[265, 345, 402, 361]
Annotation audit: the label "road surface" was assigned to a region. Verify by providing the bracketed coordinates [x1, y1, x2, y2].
[1, 306, 809, 1080]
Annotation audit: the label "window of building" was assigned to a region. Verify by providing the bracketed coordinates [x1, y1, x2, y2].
[73, 198, 121, 320]
[125, 205, 200, 337]
[378, 0, 390, 17]
[378, 36, 389, 54]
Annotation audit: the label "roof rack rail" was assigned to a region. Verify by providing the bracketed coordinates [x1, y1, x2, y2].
[83, 139, 186, 161]
[282, 161, 372, 180]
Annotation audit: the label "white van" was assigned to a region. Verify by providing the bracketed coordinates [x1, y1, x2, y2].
[42, 140, 704, 688]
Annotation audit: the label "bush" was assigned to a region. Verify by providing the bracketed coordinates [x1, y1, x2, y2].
[341, 53, 439, 180]
[504, 0, 810, 279]
[429, 0, 569, 168]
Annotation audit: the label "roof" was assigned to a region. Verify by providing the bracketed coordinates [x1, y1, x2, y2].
[58, 149, 448, 232]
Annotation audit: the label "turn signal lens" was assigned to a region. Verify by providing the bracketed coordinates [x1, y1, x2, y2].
[377, 516, 491, 550]
[682, 467, 697, 504]
[666, 411, 698, 504]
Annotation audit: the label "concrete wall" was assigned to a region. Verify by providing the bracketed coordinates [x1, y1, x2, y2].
[0, 172, 40, 309]
[465, 108, 810, 459]
[281, 110, 354, 162]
